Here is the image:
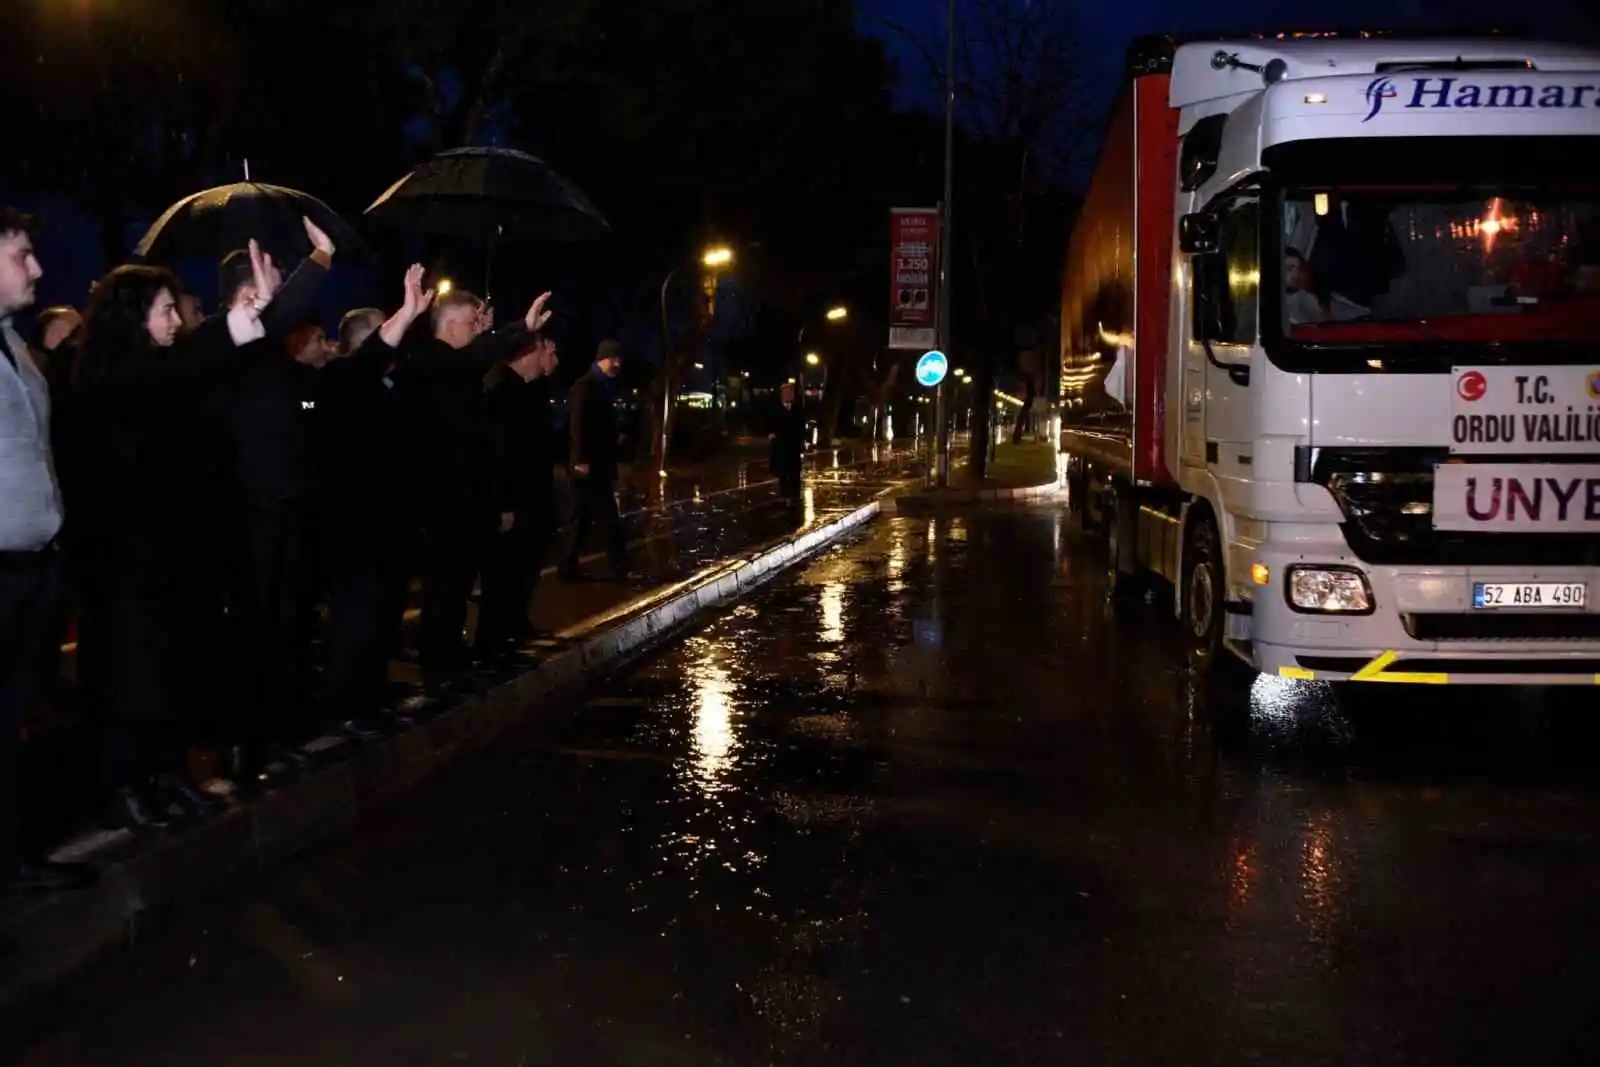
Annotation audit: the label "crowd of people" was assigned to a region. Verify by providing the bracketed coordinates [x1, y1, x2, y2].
[0, 205, 650, 893]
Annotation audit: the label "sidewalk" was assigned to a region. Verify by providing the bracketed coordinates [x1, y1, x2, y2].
[3, 451, 916, 1004]
[888, 440, 1062, 511]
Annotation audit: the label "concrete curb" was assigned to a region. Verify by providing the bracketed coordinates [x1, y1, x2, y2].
[882, 476, 1062, 513]
[0, 498, 883, 1006]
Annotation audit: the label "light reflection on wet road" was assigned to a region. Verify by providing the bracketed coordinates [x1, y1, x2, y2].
[16, 505, 1600, 1065]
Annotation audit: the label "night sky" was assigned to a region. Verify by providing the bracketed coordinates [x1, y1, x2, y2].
[862, 0, 1600, 163]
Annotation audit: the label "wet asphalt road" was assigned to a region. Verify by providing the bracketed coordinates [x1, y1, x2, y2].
[15, 504, 1600, 1065]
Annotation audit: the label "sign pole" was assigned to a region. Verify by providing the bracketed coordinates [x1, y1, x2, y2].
[934, 0, 956, 487]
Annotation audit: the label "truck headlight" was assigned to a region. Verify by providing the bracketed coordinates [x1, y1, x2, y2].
[1285, 565, 1374, 615]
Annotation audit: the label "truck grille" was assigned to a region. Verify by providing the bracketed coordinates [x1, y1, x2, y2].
[1308, 448, 1600, 567]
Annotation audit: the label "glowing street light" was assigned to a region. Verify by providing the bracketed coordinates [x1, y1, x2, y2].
[798, 304, 849, 387]
[436, 277, 454, 296]
[693, 362, 705, 369]
[702, 245, 734, 269]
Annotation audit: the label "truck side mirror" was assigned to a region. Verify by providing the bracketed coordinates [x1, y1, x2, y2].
[1179, 213, 1219, 255]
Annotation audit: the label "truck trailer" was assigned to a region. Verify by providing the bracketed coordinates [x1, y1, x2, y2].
[1059, 33, 1600, 685]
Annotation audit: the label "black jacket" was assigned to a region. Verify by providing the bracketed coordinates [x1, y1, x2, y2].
[404, 324, 530, 503]
[768, 399, 805, 472]
[60, 259, 327, 566]
[484, 366, 557, 512]
[213, 353, 321, 501]
[312, 331, 412, 523]
[567, 369, 621, 483]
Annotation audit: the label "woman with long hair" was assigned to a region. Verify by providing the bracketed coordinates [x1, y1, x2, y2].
[62, 237, 329, 829]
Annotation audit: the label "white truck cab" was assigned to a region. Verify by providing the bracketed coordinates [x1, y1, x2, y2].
[1061, 35, 1600, 685]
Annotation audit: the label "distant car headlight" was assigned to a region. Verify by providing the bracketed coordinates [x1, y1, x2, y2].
[1285, 565, 1374, 615]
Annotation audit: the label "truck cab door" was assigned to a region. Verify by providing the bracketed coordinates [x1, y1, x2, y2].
[1182, 195, 1259, 474]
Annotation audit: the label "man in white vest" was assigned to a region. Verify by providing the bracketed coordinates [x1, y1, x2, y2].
[0, 207, 92, 892]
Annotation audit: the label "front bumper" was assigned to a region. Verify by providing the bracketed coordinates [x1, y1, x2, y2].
[1245, 544, 1600, 685]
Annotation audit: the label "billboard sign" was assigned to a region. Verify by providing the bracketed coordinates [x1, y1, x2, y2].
[889, 207, 938, 350]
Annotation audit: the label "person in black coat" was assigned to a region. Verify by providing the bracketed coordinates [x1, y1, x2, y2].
[206, 219, 340, 786]
[62, 235, 327, 828]
[768, 381, 806, 501]
[408, 287, 553, 685]
[315, 268, 434, 732]
[476, 333, 560, 658]
[560, 339, 631, 581]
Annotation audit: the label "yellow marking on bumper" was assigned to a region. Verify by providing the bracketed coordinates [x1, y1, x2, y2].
[1350, 649, 1449, 684]
[1278, 666, 1316, 680]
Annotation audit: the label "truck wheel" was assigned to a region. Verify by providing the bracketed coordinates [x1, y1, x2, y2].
[1183, 513, 1225, 674]
[1105, 485, 1147, 602]
[1069, 461, 1095, 530]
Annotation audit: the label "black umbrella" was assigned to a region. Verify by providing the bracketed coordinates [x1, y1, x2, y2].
[365, 146, 610, 244]
[132, 182, 369, 266]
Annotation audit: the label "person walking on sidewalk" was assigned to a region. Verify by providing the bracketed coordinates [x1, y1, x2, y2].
[0, 207, 93, 892]
[560, 340, 631, 582]
[768, 381, 805, 503]
[476, 333, 560, 658]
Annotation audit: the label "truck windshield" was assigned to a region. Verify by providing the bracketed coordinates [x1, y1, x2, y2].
[1277, 188, 1600, 344]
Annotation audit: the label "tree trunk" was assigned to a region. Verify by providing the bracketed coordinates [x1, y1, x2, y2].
[1010, 375, 1037, 444]
[969, 351, 994, 475]
[816, 375, 844, 449]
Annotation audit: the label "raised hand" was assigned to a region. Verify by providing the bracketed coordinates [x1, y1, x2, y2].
[524, 291, 553, 332]
[248, 239, 280, 305]
[303, 216, 336, 258]
[401, 263, 433, 319]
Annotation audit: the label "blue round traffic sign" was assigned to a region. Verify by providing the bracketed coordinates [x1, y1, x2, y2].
[915, 349, 948, 388]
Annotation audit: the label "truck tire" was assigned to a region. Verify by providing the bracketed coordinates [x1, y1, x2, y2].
[1105, 484, 1148, 603]
[1183, 512, 1225, 674]
[1069, 459, 1096, 530]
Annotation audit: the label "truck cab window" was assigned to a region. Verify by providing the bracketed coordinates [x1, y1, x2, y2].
[1192, 199, 1260, 345]
[1276, 188, 1600, 342]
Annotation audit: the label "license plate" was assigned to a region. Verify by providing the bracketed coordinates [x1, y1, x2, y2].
[1472, 582, 1588, 609]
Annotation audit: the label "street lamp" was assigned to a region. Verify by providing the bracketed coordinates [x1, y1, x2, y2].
[436, 277, 454, 297]
[659, 243, 737, 473]
[797, 303, 850, 400]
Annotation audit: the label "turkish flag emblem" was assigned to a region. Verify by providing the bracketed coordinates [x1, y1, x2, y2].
[1457, 370, 1487, 402]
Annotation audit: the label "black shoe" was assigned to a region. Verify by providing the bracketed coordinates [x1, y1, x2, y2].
[342, 715, 390, 742]
[158, 773, 225, 820]
[12, 859, 97, 893]
[380, 705, 418, 730]
[470, 643, 508, 671]
[228, 744, 300, 794]
[106, 784, 172, 831]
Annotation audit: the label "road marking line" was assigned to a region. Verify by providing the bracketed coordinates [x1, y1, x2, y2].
[1350, 649, 1448, 684]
